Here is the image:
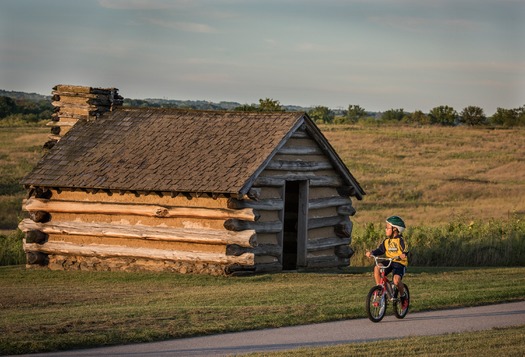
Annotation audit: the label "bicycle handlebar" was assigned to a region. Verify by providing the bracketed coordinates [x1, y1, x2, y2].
[370, 255, 400, 268]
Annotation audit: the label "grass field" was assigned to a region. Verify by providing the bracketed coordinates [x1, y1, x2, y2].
[1, 266, 524, 355]
[1, 125, 524, 232]
[0, 124, 524, 355]
[0, 126, 48, 232]
[320, 124, 525, 227]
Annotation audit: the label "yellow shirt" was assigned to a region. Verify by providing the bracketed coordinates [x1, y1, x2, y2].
[373, 235, 409, 266]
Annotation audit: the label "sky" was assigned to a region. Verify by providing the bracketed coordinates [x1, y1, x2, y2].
[1, 0, 524, 114]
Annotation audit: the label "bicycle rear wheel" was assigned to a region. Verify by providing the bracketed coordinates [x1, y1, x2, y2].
[366, 286, 386, 322]
[393, 283, 410, 319]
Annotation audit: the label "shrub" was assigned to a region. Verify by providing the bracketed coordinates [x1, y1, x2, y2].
[0, 230, 25, 266]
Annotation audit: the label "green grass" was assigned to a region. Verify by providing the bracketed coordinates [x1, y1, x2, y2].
[243, 325, 525, 357]
[1, 266, 524, 355]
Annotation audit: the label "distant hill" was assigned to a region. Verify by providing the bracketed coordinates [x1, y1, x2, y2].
[135, 98, 313, 112]
[1, 89, 313, 112]
[0, 89, 51, 101]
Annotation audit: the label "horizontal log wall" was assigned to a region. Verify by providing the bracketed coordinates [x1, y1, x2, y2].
[21, 189, 257, 275]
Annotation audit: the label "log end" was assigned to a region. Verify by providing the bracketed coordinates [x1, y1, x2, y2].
[25, 230, 48, 244]
[335, 245, 354, 259]
[30, 211, 51, 223]
[26, 251, 48, 265]
[334, 222, 352, 238]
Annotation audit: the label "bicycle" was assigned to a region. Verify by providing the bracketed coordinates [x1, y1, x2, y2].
[366, 255, 410, 322]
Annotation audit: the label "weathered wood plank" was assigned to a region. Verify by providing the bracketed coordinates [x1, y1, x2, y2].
[307, 237, 351, 251]
[308, 197, 352, 210]
[226, 244, 281, 257]
[24, 241, 255, 265]
[23, 198, 258, 221]
[224, 219, 281, 233]
[266, 161, 332, 171]
[278, 146, 322, 155]
[254, 175, 342, 187]
[291, 130, 309, 138]
[308, 216, 342, 229]
[227, 198, 284, 211]
[19, 219, 257, 248]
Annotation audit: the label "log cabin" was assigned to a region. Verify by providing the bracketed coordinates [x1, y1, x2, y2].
[19, 85, 365, 275]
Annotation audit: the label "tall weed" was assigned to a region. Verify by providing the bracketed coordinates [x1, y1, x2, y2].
[350, 218, 525, 267]
[0, 230, 25, 266]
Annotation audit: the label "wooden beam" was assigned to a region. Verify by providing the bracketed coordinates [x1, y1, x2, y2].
[307, 237, 351, 251]
[308, 197, 352, 210]
[19, 219, 257, 248]
[226, 244, 281, 257]
[266, 161, 332, 171]
[224, 219, 281, 233]
[254, 175, 342, 187]
[227, 198, 284, 211]
[23, 198, 259, 221]
[24, 241, 255, 265]
[308, 216, 342, 230]
[278, 146, 322, 155]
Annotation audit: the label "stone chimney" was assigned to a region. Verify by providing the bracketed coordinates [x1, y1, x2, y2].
[45, 84, 123, 149]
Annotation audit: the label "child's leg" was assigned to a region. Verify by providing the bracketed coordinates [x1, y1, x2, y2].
[393, 274, 405, 296]
[373, 265, 381, 285]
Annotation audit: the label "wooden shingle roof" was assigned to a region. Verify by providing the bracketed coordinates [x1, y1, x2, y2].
[22, 108, 364, 198]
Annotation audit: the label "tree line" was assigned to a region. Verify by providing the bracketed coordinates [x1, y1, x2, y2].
[235, 99, 525, 127]
[1, 91, 524, 127]
[0, 95, 53, 125]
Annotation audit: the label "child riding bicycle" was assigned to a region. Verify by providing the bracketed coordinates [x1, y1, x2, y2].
[366, 215, 409, 309]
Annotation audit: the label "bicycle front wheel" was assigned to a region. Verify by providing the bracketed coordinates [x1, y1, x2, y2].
[393, 283, 410, 319]
[366, 286, 386, 322]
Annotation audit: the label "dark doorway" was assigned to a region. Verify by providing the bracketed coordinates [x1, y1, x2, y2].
[282, 180, 308, 270]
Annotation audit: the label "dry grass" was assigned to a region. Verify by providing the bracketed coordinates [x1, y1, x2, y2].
[321, 125, 525, 227]
[0, 127, 49, 230]
[1, 125, 524, 231]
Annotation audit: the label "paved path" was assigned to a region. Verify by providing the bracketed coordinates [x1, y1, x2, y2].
[16, 301, 525, 357]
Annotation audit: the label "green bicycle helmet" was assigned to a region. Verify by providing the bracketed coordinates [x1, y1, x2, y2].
[386, 215, 406, 233]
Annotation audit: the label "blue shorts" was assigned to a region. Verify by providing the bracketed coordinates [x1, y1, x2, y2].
[384, 262, 406, 278]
